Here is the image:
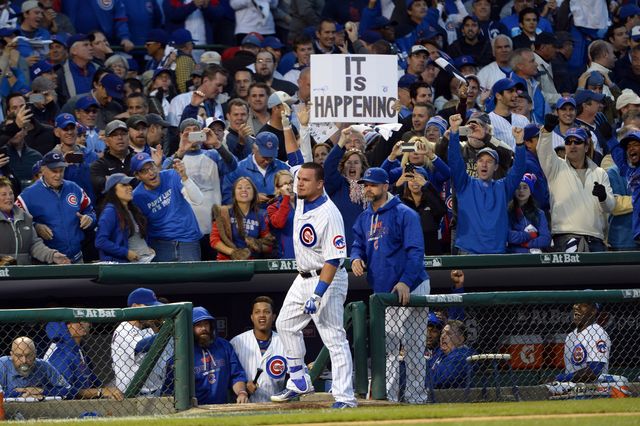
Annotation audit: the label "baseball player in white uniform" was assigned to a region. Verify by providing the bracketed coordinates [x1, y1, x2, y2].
[271, 162, 357, 409]
[231, 296, 287, 402]
[557, 300, 610, 383]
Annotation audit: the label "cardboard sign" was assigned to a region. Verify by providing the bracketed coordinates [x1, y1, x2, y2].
[310, 54, 398, 124]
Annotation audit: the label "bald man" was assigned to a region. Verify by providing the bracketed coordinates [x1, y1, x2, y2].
[0, 337, 72, 399]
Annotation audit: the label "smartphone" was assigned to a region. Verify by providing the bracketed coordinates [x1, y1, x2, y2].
[188, 131, 206, 143]
[459, 126, 470, 136]
[29, 93, 45, 104]
[400, 141, 416, 153]
[0, 146, 8, 157]
[404, 163, 416, 174]
[64, 152, 84, 164]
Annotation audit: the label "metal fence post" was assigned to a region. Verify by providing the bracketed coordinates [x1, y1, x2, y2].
[173, 302, 194, 411]
[369, 294, 387, 400]
[350, 301, 369, 397]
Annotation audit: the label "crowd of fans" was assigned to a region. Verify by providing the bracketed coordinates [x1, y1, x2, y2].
[1, 0, 640, 265]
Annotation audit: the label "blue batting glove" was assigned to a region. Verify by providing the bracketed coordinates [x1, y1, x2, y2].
[303, 295, 321, 314]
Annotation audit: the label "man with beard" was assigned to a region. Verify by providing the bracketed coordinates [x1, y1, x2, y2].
[0, 336, 71, 399]
[351, 167, 429, 404]
[230, 296, 287, 402]
[189, 306, 249, 404]
[448, 16, 492, 68]
[555, 300, 609, 383]
[254, 50, 298, 96]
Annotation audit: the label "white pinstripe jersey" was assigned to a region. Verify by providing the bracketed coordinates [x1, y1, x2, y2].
[563, 323, 609, 375]
[293, 195, 347, 271]
[230, 330, 287, 402]
[489, 111, 530, 150]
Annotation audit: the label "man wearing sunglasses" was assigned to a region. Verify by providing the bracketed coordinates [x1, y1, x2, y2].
[537, 114, 614, 252]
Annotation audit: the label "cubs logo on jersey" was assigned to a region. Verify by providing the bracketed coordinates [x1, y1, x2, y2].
[67, 193, 78, 207]
[571, 343, 586, 366]
[97, 0, 114, 11]
[333, 235, 345, 250]
[299, 224, 317, 247]
[596, 339, 607, 354]
[266, 355, 286, 380]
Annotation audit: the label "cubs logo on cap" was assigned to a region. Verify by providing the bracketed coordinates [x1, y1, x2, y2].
[300, 224, 317, 247]
[266, 355, 287, 379]
[571, 343, 586, 366]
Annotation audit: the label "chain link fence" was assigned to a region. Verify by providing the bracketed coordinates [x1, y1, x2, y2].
[0, 304, 193, 420]
[369, 290, 640, 404]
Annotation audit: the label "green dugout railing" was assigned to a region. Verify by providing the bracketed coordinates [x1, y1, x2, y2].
[1, 251, 639, 283]
[309, 301, 368, 397]
[0, 303, 194, 410]
[368, 289, 640, 400]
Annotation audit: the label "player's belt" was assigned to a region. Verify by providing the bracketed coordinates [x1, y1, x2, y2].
[298, 269, 323, 278]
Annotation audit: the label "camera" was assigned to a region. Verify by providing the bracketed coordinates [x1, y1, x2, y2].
[459, 126, 471, 136]
[188, 131, 207, 143]
[64, 152, 84, 164]
[400, 141, 416, 153]
[29, 93, 45, 104]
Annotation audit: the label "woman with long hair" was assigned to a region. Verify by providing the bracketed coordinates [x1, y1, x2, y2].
[266, 170, 295, 259]
[210, 176, 273, 260]
[324, 127, 370, 252]
[95, 173, 154, 262]
[507, 173, 551, 253]
[399, 172, 447, 255]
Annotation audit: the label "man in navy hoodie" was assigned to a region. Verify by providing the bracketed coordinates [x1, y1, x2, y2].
[351, 167, 430, 404]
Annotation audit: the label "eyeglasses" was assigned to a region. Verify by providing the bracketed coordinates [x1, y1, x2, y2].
[138, 164, 157, 175]
[564, 138, 585, 146]
[83, 108, 98, 114]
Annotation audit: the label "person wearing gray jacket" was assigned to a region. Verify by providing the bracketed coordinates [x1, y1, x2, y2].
[0, 177, 70, 265]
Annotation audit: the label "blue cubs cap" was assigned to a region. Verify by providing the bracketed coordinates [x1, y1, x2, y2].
[241, 32, 263, 47]
[565, 127, 588, 142]
[193, 306, 215, 324]
[621, 130, 640, 150]
[152, 68, 173, 80]
[619, 4, 640, 20]
[398, 73, 418, 89]
[521, 173, 537, 192]
[477, 147, 499, 163]
[66, 33, 89, 49]
[360, 30, 382, 44]
[492, 78, 522, 96]
[454, 55, 476, 68]
[255, 131, 279, 158]
[103, 173, 134, 194]
[30, 60, 53, 80]
[171, 28, 194, 45]
[54, 113, 77, 129]
[556, 96, 576, 109]
[262, 36, 284, 49]
[50, 32, 69, 46]
[574, 89, 605, 105]
[130, 152, 155, 173]
[586, 71, 605, 87]
[426, 116, 447, 134]
[100, 73, 125, 100]
[370, 15, 398, 29]
[146, 28, 169, 45]
[523, 123, 541, 141]
[428, 312, 443, 329]
[357, 167, 389, 185]
[127, 287, 162, 307]
[75, 95, 99, 111]
[41, 151, 67, 169]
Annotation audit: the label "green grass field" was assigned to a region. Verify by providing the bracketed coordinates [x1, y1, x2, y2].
[11, 398, 640, 426]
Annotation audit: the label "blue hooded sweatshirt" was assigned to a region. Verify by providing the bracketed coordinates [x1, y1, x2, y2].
[351, 194, 428, 293]
[449, 131, 526, 254]
[608, 138, 640, 241]
[427, 346, 476, 389]
[44, 322, 101, 398]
